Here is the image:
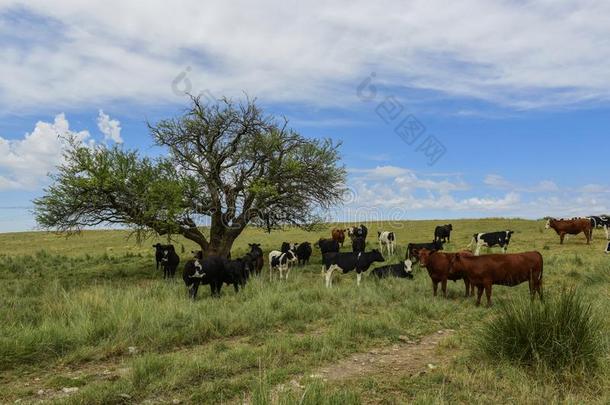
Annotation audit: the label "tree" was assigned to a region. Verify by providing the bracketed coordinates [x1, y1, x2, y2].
[34, 95, 347, 257]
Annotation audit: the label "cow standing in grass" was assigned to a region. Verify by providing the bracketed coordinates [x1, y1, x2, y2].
[545, 218, 591, 244]
[295, 242, 312, 265]
[322, 249, 385, 287]
[418, 249, 473, 298]
[332, 228, 346, 247]
[449, 252, 544, 307]
[469, 231, 514, 255]
[160, 245, 180, 279]
[183, 256, 226, 299]
[269, 247, 297, 281]
[247, 243, 264, 275]
[378, 231, 396, 256]
[153, 243, 172, 270]
[434, 224, 453, 243]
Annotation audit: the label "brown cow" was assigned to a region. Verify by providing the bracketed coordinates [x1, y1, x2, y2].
[449, 252, 543, 307]
[418, 249, 474, 298]
[331, 228, 346, 247]
[545, 218, 592, 244]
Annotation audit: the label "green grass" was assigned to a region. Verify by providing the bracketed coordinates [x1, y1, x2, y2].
[0, 218, 609, 404]
[477, 289, 606, 375]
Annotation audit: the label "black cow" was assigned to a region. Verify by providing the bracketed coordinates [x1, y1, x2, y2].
[223, 257, 253, 292]
[316, 238, 340, 255]
[406, 241, 444, 263]
[434, 224, 453, 243]
[322, 249, 385, 287]
[352, 236, 366, 253]
[160, 245, 180, 279]
[153, 243, 172, 270]
[470, 231, 514, 256]
[182, 256, 226, 299]
[295, 242, 312, 265]
[248, 243, 264, 275]
[371, 260, 413, 279]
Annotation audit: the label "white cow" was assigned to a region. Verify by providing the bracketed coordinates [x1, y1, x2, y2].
[377, 231, 396, 256]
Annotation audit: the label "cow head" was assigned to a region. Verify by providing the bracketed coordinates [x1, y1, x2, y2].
[545, 218, 553, 229]
[418, 248, 432, 267]
[403, 259, 413, 276]
[447, 224, 453, 231]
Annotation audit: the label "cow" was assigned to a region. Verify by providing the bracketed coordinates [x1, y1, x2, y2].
[222, 257, 253, 292]
[322, 250, 385, 287]
[316, 238, 340, 255]
[406, 241, 444, 263]
[269, 248, 297, 281]
[588, 215, 610, 229]
[351, 236, 366, 253]
[153, 243, 172, 270]
[418, 249, 473, 298]
[182, 256, 226, 299]
[160, 245, 180, 279]
[378, 231, 396, 256]
[295, 242, 312, 265]
[448, 251, 544, 307]
[434, 224, 453, 243]
[248, 243, 264, 275]
[545, 218, 591, 245]
[469, 231, 514, 255]
[331, 228, 346, 247]
[371, 260, 413, 279]
[348, 224, 368, 241]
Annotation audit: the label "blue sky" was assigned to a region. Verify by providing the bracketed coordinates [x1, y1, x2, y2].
[1, 1, 610, 232]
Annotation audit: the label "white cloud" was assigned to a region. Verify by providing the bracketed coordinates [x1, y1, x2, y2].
[0, 114, 90, 190]
[3, 1, 610, 111]
[97, 110, 123, 143]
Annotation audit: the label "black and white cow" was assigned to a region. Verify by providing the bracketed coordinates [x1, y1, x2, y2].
[351, 236, 366, 253]
[182, 256, 226, 299]
[371, 260, 413, 279]
[588, 215, 610, 229]
[470, 231, 514, 256]
[378, 231, 396, 256]
[406, 241, 444, 263]
[434, 224, 453, 243]
[153, 243, 172, 270]
[295, 242, 312, 266]
[160, 245, 180, 279]
[348, 224, 368, 240]
[322, 250, 385, 287]
[269, 248, 297, 280]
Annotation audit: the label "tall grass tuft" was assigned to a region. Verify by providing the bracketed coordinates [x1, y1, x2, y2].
[476, 289, 605, 375]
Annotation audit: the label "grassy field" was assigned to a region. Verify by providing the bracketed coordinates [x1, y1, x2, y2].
[0, 218, 609, 404]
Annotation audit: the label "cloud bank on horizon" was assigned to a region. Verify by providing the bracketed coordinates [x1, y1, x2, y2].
[1, 1, 610, 231]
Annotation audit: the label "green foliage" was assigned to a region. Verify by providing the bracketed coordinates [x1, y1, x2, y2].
[476, 289, 605, 374]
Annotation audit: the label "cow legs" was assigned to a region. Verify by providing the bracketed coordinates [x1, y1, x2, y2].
[278, 266, 284, 280]
[464, 279, 470, 297]
[325, 265, 336, 288]
[560, 232, 565, 244]
[475, 285, 484, 306]
[475, 243, 482, 256]
[585, 230, 591, 245]
[285, 264, 291, 281]
[441, 279, 448, 298]
[432, 280, 439, 297]
[484, 284, 493, 307]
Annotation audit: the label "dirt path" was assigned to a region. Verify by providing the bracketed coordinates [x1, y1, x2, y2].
[273, 329, 456, 398]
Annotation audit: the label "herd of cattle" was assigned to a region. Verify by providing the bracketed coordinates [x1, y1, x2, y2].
[152, 215, 609, 306]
